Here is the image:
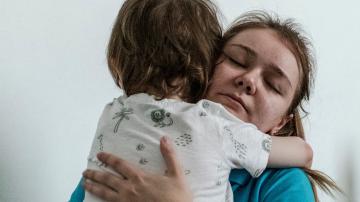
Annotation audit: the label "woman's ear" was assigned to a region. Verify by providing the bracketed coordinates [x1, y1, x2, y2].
[269, 114, 294, 135]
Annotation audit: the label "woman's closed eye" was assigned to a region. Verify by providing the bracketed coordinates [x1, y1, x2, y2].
[265, 80, 282, 95]
[223, 52, 247, 68]
[229, 57, 246, 67]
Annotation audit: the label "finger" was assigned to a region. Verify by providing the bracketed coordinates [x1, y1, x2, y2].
[83, 169, 122, 191]
[97, 152, 141, 180]
[83, 179, 118, 202]
[160, 136, 183, 177]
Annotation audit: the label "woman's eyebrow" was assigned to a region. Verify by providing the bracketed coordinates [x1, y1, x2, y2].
[268, 63, 293, 89]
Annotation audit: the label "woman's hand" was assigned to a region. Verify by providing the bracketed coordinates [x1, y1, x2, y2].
[82, 136, 193, 202]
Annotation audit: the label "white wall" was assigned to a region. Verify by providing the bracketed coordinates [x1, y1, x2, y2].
[0, 0, 359, 201]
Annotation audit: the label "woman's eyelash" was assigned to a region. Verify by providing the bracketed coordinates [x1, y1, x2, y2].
[227, 56, 245, 67]
[222, 52, 245, 67]
[266, 80, 281, 94]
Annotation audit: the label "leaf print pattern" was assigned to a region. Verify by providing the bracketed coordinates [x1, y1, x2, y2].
[202, 101, 210, 109]
[139, 158, 148, 165]
[113, 107, 134, 133]
[97, 134, 104, 152]
[136, 143, 145, 151]
[223, 126, 247, 159]
[215, 163, 226, 187]
[233, 141, 247, 159]
[262, 136, 272, 153]
[253, 168, 264, 178]
[199, 111, 207, 117]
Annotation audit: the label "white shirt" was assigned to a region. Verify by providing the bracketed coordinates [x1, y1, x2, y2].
[85, 93, 271, 202]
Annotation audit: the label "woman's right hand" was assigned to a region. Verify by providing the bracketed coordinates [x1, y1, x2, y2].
[82, 136, 193, 202]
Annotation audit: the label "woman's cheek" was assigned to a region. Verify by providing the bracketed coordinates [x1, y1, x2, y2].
[257, 99, 282, 128]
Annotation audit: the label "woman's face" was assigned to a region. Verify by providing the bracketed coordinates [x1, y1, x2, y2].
[206, 28, 299, 133]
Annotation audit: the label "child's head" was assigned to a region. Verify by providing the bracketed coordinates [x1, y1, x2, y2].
[107, 0, 222, 102]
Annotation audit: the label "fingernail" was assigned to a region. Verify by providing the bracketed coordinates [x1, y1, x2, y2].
[82, 170, 88, 177]
[81, 178, 87, 186]
[162, 136, 169, 144]
[83, 179, 91, 189]
[162, 136, 173, 152]
[97, 152, 104, 159]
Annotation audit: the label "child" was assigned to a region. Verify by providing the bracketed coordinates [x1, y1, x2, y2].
[84, 0, 311, 201]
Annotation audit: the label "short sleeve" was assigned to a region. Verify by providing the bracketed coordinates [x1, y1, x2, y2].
[221, 120, 271, 178]
[199, 99, 271, 178]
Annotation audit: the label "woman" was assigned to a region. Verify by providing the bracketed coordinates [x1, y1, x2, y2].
[71, 11, 339, 202]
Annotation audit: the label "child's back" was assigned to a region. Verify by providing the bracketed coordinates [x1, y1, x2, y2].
[85, 0, 270, 201]
[86, 94, 270, 202]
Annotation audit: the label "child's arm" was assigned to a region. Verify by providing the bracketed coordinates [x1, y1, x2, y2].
[268, 136, 313, 168]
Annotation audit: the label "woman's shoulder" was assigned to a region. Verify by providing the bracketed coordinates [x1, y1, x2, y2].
[230, 168, 315, 202]
[260, 168, 315, 201]
[264, 167, 310, 183]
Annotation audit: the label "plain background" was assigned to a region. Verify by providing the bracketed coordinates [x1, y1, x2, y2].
[1, 0, 359, 201]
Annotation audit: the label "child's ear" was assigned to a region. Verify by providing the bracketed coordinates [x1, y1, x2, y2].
[269, 114, 294, 135]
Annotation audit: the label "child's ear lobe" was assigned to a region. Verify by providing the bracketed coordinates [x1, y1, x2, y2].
[269, 114, 294, 135]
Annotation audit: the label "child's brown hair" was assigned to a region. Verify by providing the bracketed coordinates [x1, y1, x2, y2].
[107, 0, 222, 102]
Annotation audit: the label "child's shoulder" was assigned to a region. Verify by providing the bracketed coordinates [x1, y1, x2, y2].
[198, 99, 260, 130]
[197, 99, 242, 122]
[102, 95, 126, 108]
[108, 93, 157, 107]
[109, 93, 194, 112]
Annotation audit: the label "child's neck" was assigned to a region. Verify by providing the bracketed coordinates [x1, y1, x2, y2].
[147, 93, 182, 101]
[166, 95, 182, 100]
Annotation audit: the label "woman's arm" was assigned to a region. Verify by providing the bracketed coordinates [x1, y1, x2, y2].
[268, 136, 313, 168]
[82, 136, 192, 202]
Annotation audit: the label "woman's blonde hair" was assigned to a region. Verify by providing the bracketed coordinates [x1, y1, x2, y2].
[222, 10, 342, 201]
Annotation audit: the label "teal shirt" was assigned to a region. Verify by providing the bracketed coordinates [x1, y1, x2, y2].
[70, 168, 315, 202]
[230, 168, 315, 202]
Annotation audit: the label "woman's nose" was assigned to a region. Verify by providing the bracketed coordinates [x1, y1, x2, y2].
[235, 72, 257, 95]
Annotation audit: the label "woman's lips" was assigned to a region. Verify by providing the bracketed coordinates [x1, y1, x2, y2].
[219, 93, 248, 113]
